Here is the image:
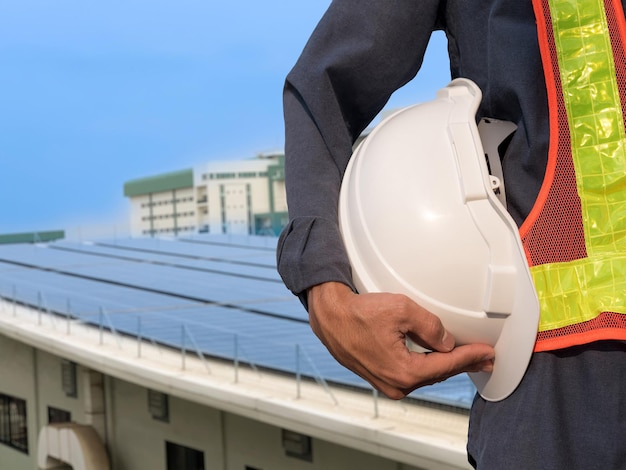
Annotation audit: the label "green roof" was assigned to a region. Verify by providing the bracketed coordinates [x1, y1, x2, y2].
[124, 168, 194, 197]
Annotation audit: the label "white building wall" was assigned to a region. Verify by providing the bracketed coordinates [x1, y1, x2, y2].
[206, 180, 223, 234]
[0, 332, 439, 470]
[223, 413, 420, 470]
[220, 182, 250, 235]
[249, 176, 272, 214]
[272, 178, 288, 214]
[129, 196, 147, 237]
[172, 187, 196, 234]
[129, 187, 197, 237]
[34, 351, 87, 428]
[200, 155, 281, 235]
[148, 187, 196, 236]
[109, 378, 225, 470]
[0, 335, 37, 470]
[0, 337, 100, 470]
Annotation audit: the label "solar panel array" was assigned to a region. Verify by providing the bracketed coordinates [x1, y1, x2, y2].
[0, 233, 476, 408]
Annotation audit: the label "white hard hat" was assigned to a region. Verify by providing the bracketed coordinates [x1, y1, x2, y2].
[339, 78, 539, 401]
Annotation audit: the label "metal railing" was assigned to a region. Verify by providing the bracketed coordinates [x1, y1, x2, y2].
[0, 282, 476, 412]
[0, 283, 349, 407]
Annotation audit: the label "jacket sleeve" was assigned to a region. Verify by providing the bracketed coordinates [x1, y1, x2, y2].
[277, 0, 443, 307]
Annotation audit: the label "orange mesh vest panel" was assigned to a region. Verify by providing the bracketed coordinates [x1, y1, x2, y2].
[525, 0, 626, 352]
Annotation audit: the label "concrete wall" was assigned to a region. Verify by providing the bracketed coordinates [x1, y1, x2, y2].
[108, 378, 426, 470]
[108, 378, 225, 470]
[0, 335, 37, 469]
[0, 333, 439, 470]
[130, 187, 197, 237]
[35, 351, 87, 426]
[223, 413, 425, 470]
[205, 176, 271, 235]
[0, 337, 94, 470]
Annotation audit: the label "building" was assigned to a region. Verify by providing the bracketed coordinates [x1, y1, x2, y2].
[0, 234, 475, 470]
[123, 153, 288, 239]
[124, 168, 197, 238]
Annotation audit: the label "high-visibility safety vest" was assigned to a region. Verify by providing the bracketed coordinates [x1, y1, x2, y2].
[525, 0, 626, 352]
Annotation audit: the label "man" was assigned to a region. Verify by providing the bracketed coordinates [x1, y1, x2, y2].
[278, 1, 626, 467]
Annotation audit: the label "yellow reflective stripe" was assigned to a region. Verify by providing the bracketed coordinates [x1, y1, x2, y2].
[532, 254, 626, 331]
[533, 0, 626, 331]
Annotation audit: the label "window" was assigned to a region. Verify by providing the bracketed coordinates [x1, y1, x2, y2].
[48, 407, 71, 424]
[147, 390, 169, 422]
[0, 393, 28, 453]
[282, 429, 312, 462]
[166, 441, 204, 470]
[61, 360, 77, 398]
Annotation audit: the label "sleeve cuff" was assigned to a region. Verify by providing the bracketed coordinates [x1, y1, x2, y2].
[276, 216, 355, 308]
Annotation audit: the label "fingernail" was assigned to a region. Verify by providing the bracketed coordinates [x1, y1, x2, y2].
[442, 331, 455, 351]
[480, 359, 494, 373]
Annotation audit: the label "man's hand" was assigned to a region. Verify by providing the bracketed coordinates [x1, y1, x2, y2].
[307, 282, 495, 400]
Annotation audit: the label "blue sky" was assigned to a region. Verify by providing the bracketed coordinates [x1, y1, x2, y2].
[1, 1, 450, 235]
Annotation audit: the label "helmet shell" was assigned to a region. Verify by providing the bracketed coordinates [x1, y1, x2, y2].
[339, 79, 539, 401]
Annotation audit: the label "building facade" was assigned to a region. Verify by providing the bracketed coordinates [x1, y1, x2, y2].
[124, 153, 288, 238]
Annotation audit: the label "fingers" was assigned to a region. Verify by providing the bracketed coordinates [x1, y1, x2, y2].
[365, 342, 494, 399]
[371, 291, 455, 353]
[306, 282, 496, 400]
[410, 343, 495, 382]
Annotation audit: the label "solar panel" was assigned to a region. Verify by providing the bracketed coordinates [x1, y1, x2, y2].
[0, 235, 477, 408]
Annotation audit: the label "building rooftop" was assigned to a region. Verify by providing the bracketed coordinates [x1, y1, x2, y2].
[0, 233, 476, 409]
[123, 168, 194, 197]
[0, 233, 481, 469]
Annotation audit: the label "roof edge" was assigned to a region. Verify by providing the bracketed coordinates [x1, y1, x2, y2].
[124, 169, 194, 197]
